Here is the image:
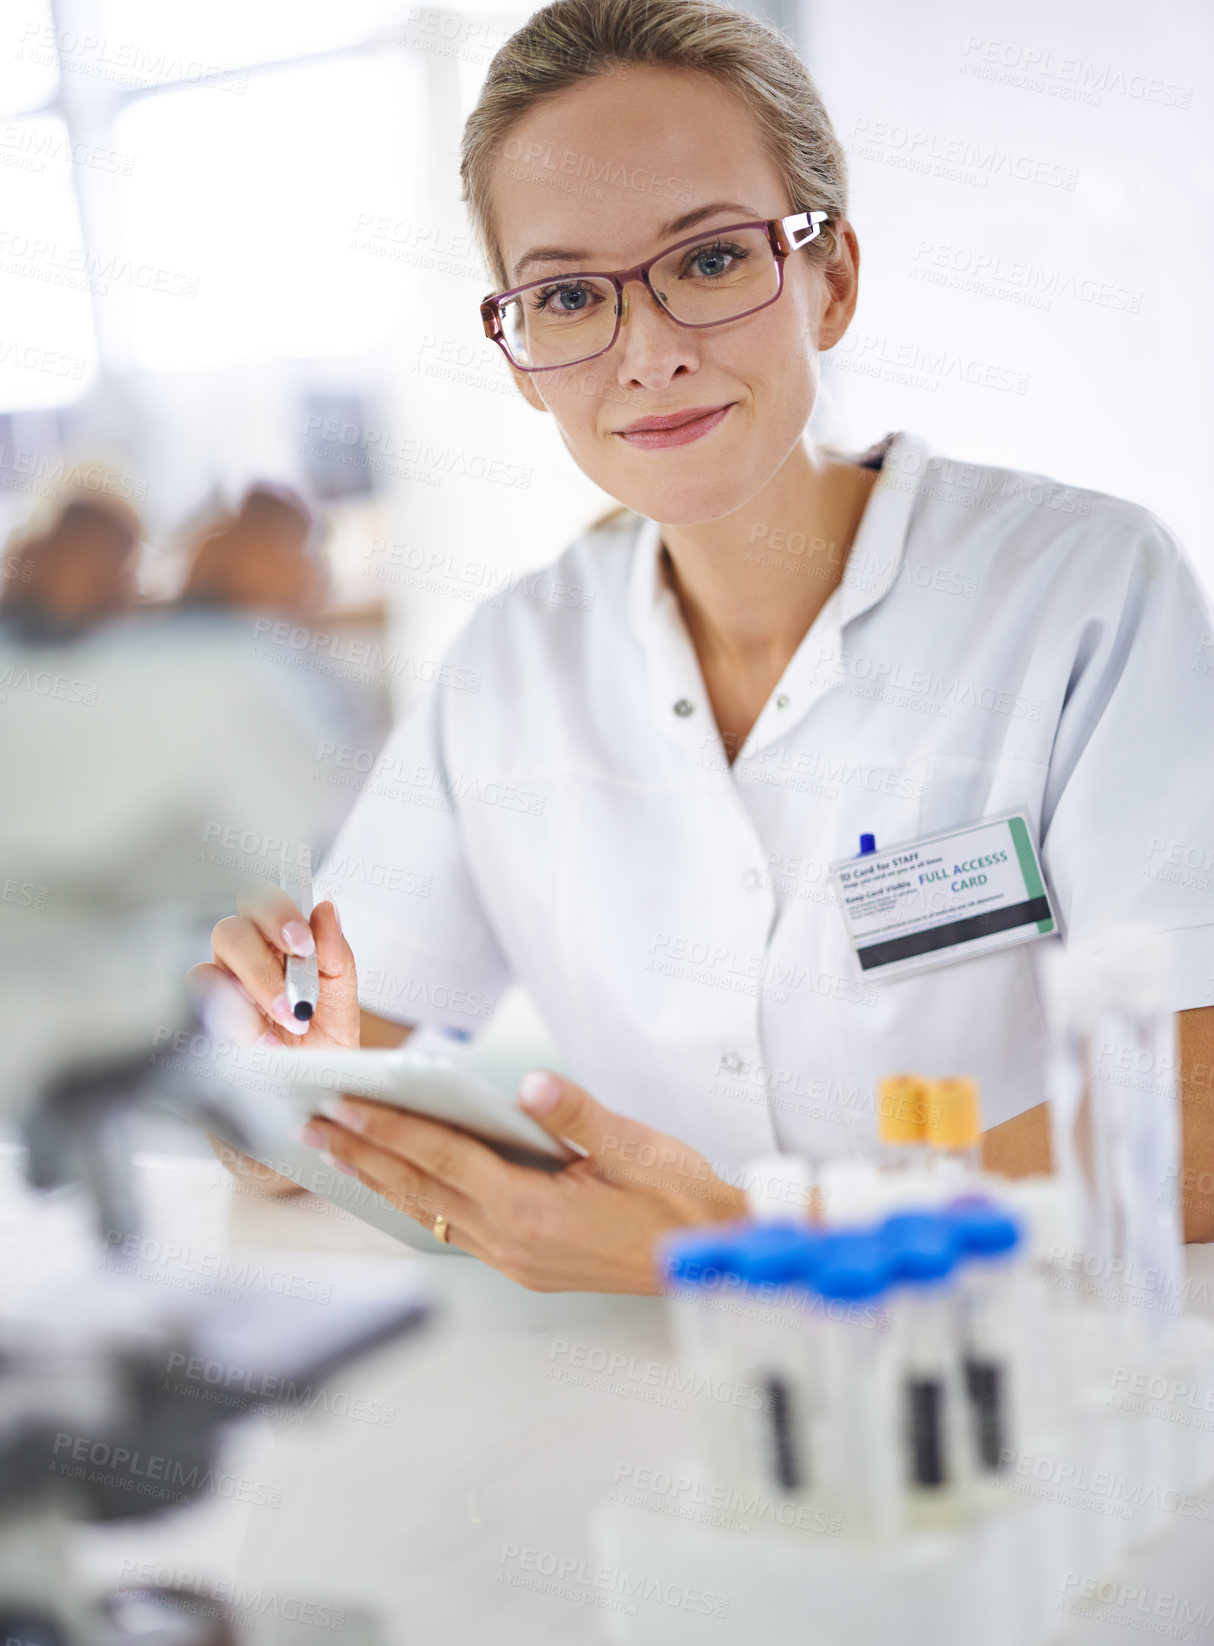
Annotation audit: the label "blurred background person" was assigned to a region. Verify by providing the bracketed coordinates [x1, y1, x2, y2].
[0, 495, 141, 643]
[178, 482, 328, 619]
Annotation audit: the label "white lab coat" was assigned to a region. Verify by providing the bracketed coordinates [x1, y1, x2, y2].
[317, 431, 1214, 1172]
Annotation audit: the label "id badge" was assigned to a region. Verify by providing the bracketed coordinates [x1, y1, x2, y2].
[829, 809, 1060, 980]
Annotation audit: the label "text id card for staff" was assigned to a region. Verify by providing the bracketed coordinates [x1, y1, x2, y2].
[829, 810, 1060, 980]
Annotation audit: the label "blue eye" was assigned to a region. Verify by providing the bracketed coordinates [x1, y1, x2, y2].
[685, 240, 748, 279]
[530, 281, 597, 314]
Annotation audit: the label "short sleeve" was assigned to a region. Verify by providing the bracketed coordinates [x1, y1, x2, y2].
[1040, 515, 1214, 1010]
[313, 670, 513, 1036]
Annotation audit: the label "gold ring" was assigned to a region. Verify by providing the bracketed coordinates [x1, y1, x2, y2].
[432, 1213, 450, 1245]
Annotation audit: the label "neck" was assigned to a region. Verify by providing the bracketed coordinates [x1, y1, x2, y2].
[659, 437, 878, 675]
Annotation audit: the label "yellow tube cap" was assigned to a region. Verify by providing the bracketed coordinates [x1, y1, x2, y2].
[877, 1075, 928, 1145]
[925, 1077, 980, 1148]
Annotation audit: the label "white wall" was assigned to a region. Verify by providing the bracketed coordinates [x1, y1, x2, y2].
[800, 0, 1214, 586]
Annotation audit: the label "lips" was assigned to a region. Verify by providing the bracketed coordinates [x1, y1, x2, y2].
[615, 403, 734, 450]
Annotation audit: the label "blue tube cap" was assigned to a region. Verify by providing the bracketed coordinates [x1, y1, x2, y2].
[859, 833, 877, 856]
[881, 1212, 959, 1284]
[659, 1226, 747, 1287]
[732, 1225, 824, 1287]
[810, 1232, 892, 1301]
[946, 1197, 1022, 1259]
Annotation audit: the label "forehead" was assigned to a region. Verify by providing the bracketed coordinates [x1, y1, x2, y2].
[491, 64, 788, 279]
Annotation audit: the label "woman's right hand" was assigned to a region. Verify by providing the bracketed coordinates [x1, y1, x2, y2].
[191, 889, 358, 1195]
[191, 888, 359, 1051]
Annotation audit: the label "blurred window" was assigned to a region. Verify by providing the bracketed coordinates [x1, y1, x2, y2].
[0, 0, 509, 408]
[112, 54, 426, 370]
[0, 0, 59, 114]
[97, 0, 420, 85]
[0, 115, 97, 410]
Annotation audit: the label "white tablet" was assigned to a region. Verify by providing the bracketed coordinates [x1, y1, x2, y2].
[254, 1044, 571, 1169]
[173, 1036, 574, 1254]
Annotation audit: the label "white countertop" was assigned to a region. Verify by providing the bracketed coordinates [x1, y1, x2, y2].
[3, 1145, 1214, 1645]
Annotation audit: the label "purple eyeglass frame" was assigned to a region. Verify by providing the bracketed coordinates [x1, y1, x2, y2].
[480, 210, 829, 373]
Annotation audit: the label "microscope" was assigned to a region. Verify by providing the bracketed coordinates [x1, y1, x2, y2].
[0, 612, 430, 1645]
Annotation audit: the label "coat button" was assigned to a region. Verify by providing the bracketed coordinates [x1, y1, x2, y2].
[775, 694, 790, 710]
[719, 1051, 743, 1074]
[673, 698, 694, 717]
[743, 868, 762, 890]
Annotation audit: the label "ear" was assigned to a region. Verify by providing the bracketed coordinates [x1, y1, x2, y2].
[815, 218, 861, 352]
[509, 364, 550, 414]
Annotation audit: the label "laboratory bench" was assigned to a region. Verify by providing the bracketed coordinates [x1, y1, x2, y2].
[2, 1144, 1213, 1646]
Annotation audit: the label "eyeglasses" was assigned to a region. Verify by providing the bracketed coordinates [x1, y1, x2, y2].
[480, 210, 828, 374]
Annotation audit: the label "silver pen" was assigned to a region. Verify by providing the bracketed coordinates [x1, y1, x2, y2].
[279, 846, 319, 1023]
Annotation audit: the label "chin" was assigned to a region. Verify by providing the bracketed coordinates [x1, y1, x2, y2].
[605, 467, 766, 528]
[582, 415, 795, 526]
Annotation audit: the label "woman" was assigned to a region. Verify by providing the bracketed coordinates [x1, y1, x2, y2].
[200, 0, 1214, 1288]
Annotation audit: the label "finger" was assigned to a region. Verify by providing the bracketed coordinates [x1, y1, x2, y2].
[186, 961, 265, 1046]
[430, 1215, 494, 1262]
[211, 915, 308, 1036]
[322, 1098, 520, 1204]
[311, 900, 353, 980]
[302, 1117, 483, 1235]
[208, 1134, 304, 1197]
[237, 883, 315, 960]
[302, 1117, 433, 1213]
[306, 900, 361, 1032]
[333, 1149, 487, 1259]
[517, 1069, 638, 1159]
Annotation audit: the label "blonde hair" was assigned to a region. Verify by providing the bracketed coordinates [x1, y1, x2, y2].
[459, 0, 848, 292]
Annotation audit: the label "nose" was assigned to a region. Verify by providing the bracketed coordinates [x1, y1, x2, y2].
[612, 275, 697, 390]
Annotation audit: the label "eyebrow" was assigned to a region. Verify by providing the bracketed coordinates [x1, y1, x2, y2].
[510, 201, 763, 283]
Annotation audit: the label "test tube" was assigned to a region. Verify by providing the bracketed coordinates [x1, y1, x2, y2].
[998, 1175, 1086, 1436]
[732, 1225, 824, 1499]
[924, 1077, 982, 1180]
[944, 1197, 1025, 1477]
[1093, 941, 1184, 1332]
[661, 1227, 750, 1489]
[877, 1074, 928, 1170]
[804, 1231, 904, 1541]
[743, 1154, 813, 1223]
[660, 1225, 820, 1511]
[880, 1212, 972, 1527]
[1043, 930, 1183, 1334]
[817, 1158, 887, 1226]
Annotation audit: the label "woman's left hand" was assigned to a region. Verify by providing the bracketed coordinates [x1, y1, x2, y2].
[298, 1070, 747, 1293]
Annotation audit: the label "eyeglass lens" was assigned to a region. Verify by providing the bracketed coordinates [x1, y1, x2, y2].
[500, 224, 780, 369]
